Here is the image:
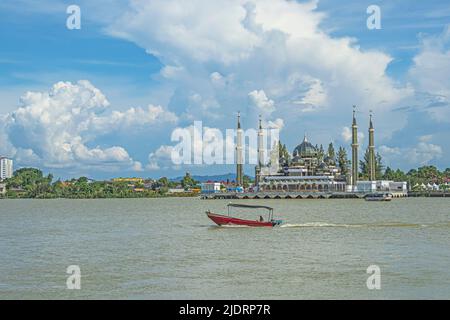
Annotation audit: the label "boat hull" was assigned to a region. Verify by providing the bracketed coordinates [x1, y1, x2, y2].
[365, 196, 393, 201]
[206, 212, 276, 227]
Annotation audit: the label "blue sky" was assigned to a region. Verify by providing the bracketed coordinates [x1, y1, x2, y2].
[0, 0, 449, 180]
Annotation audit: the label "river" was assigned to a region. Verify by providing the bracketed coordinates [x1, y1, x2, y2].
[0, 197, 449, 299]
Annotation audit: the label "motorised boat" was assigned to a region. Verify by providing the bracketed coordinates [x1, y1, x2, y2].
[206, 203, 283, 227]
[365, 193, 393, 201]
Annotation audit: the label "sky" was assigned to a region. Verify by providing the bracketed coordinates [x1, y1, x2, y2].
[0, 0, 449, 180]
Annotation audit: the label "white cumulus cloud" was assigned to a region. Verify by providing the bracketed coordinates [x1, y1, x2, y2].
[249, 90, 275, 115]
[380, 141, 443, 167]
[103, 0, 412, 133]
[147, 145, 175, 170]
[408, 25, 450, 123]
[0, 80, 178, 172]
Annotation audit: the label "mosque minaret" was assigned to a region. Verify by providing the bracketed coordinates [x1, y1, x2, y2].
[351, 106, 359, 191]
[235, 112, 244, 186]
[257, 115, 265, 168]
[368, 112, 376, 181]
[255, 115, 265, 186]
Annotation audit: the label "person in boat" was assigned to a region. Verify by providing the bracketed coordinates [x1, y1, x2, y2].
[259, 215, 264, 222]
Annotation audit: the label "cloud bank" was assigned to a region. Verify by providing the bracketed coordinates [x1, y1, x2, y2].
[0, 80, 177, 173]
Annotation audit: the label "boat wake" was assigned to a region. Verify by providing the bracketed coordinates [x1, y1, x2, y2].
[279, 222, 450, 228]
[280, 222, 355, 228]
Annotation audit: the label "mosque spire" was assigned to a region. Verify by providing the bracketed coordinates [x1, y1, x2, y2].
[237, 111, 241, 129]
[368, 110, 376, 181]
[236, 111, 243, 186]
[351, 105, 359, 190]
[257, 115, 265, 172]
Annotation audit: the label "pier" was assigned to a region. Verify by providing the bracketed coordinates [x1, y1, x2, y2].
[201, 191, 408, 200]
[408, 191, 449, 197]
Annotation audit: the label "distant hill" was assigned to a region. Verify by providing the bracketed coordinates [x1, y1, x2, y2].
[170, 173, 253, 182]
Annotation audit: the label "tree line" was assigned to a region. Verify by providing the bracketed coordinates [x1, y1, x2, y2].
[1, 169, 200, 199]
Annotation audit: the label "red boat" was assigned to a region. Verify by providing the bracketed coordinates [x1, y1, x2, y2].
[206, 204, 283, 227]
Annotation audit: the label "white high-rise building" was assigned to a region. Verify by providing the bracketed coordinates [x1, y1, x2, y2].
[0, 157, 13, 180]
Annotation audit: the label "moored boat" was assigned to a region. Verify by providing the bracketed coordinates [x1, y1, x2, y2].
[365, 193, 393, 201]
[206, 204, 283, 227]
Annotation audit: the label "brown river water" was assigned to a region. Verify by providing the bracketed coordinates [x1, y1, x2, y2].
[0, 197, 449, 299]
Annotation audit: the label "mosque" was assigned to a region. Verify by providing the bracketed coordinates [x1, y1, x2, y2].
[255, 132, 346, 193]
[233, 108, 407, 195]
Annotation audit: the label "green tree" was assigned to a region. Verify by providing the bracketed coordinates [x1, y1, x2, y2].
[327, 142, 336, 161]
[5, 168, 53, 198]
[360, 149, 384, 179]
[375, 152, 384, 179]
[278, 141, 291, 164]
[243, 175, 253, 188]
[359, 148, 370, 179]
[158, 177, 169, 187]
[316, 144, 325, 162]
[359, 148, 384, 180]
[181, 172, 196, 188]
[383, 166, 394, 180]
[337, 147, 350, 176]
[417, 165, 440, 182]
[444, 168, 450, 177]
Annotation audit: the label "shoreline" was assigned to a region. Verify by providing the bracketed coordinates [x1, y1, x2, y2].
[0, 193, 200, 200]
[1, 192, 448, 200]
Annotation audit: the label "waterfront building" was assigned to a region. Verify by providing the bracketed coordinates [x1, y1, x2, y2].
[258, 175, 346, 193]
[389, 181, 408, 193]
[355, 180, 376, 193]
[356, 180, 407, 194]
[112, 177, 144, 183]
[0, 157, 13, 180]
[201, 182, 222, 194]
[168, 188, 186, 194]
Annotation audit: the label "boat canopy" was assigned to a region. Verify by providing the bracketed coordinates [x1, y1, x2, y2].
[227, 203, 273, 210]
[226, 203, 275, 220]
